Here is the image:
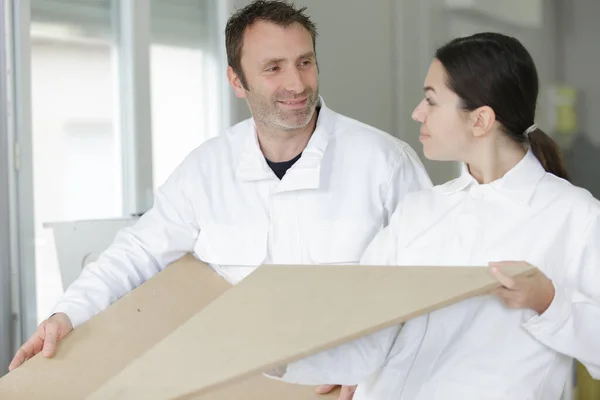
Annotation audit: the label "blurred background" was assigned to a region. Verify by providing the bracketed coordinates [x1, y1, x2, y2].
[1, 0, 598, 397]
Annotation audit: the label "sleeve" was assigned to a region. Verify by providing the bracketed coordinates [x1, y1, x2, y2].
[360, 204, 404, 266]
[382, 143, 432, 226]
[522, 214, 600, 378]
[265, 325, 403, 385]
[50, 157, 201, 328]
[264, 206, 406, 385]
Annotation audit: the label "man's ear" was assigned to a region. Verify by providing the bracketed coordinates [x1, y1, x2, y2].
[227, 66, 247, 99]
[470, 105, 496, 138]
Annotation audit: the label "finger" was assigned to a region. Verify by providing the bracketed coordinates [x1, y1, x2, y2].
[494, 286, 526, 301]
[491, 288, 511, 305]
[489, 261, 522, 267]
[339, 385, 357, 400]
[493, 287, 528, 308]
[8, 348, 27, 371]
[315, 384, 339, 394]
[504, 300, 521, 309]
[490, 266, 516, 289]
[491, 287, 507, 298]
[42, 321, 60, 358]
[8, 335, 44, 371]
[490, 261, 537, 277]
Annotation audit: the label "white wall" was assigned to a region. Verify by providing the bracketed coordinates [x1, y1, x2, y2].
[230, 0, 455, 182]
[229, 0, 397, 133]
[558, 0, 600, 146]
[31, 40, 120, 322]
[439, 0, 559, 127]
[228, 0, 559, 185]
[556, 0, 600, 197]
[397, 0, 560, 183]
[395, 0, 459, 184]
[30, 36, 222, 321]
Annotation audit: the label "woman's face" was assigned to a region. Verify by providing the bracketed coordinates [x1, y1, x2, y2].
[412, 59, 473, 161]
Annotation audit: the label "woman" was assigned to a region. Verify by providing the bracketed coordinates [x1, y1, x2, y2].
[268, 32, 600, 399]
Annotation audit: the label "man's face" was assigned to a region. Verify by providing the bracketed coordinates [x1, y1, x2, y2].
[229, 21, 319, 131]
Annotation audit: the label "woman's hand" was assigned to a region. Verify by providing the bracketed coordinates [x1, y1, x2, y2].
[489, 261, 555, 315]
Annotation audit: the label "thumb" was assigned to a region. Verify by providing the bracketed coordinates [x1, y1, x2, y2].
[315, 384, 338, 394]
[41, 320, 60, 358]
[489, 265, 516, 289]
[339, 385, 357, 400]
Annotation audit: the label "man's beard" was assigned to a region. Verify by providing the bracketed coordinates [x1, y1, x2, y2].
[249, 87, 319, 131]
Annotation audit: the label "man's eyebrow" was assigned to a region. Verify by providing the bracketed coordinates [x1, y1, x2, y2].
[260, 57, 286, 66]
[297, 51, 316, 59]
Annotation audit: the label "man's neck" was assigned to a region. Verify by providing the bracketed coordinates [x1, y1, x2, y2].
[256, 110, 319, 162]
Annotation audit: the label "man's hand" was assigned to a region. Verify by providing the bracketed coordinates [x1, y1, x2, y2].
[489, 261, 555, 315]
[9, 312, 73, 371]
[315, 384, 357, 400]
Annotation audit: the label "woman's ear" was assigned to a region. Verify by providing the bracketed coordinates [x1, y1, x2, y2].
[470, 106, 496, 138]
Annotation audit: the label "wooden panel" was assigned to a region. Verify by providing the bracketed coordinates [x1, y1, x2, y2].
[0, 255, 336, 399]
[89, 263, 534, 399]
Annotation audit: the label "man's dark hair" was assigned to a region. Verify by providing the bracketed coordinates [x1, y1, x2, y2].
[225, 0, 318, 90]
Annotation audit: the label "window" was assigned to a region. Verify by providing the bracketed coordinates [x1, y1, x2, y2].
[150, 0, 223, 188]
[30, 0, 121, 321]
[20, 0, 225, 327]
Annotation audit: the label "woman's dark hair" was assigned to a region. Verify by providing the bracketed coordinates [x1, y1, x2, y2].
[435, 32, 569, 180]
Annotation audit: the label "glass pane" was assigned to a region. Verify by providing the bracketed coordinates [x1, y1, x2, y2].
[150, 0, 223, 188]
[30, 0, 121, 322]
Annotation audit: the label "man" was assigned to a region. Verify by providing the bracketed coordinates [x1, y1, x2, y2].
[10, 1, 432, 398]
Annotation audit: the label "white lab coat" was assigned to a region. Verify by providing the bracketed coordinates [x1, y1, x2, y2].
[51, 98, 432, 328]
[273, 150, 600, 400]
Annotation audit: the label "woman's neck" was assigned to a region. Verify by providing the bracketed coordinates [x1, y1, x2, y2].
[466, 138, 527, 184]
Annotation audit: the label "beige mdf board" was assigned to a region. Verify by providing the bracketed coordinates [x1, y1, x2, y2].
[88, 262, 534, 399]
[0, 255, 338, 400]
